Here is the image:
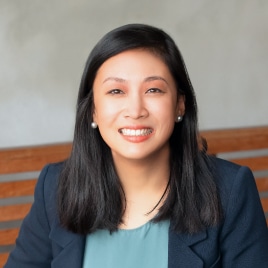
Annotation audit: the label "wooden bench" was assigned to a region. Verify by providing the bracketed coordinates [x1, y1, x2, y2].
[202, 126, 268, 223]
[0, 126, 268, 266]
[0, 143, 72, 267]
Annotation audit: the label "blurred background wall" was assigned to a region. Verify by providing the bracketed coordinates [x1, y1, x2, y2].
[0, 0, 267, 148]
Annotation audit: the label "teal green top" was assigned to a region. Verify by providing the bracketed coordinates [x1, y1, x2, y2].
[83, 220, 170, 268]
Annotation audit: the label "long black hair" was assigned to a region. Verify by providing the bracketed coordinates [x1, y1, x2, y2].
[58, 23, 222, 234]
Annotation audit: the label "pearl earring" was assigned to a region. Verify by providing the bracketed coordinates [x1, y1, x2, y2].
[91, 122, 98, 129]
[177, 115, 183, 122]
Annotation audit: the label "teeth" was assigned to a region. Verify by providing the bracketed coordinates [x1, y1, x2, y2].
[120, 128, 153, 136]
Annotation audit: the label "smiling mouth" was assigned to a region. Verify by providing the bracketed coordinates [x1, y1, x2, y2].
[119, 128, 153, 136]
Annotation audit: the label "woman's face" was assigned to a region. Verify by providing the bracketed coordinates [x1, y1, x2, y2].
[93, 49, 185, 163]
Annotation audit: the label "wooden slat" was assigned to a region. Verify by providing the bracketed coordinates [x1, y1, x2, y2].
[0, 204, 31, 222]
[261, 197, 268, 213]
[0, 228, 19, 246]
[227, 156, 268, 172]
[0, 179, 37, 198]
[0, 143, 72, 175]
[0, 253, 9, 268]
[256, 177, 268, 192]
[201, 126, 268, 154]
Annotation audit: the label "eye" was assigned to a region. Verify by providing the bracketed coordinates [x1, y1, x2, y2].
[107, 89, 124, 95]
[146, 88, 164, 94]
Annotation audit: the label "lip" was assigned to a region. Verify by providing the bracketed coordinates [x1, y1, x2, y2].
[118, 126, 154, 143]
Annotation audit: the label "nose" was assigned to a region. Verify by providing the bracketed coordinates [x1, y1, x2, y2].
[124, 93, 149, 119]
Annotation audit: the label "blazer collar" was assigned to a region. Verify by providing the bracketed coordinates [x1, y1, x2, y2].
[168, 224, 207, 268]
[49, 219, 85, 268]
[48, 219, 207, 268]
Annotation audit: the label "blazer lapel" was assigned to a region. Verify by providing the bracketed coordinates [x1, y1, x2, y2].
[48, 217, 207, 268]
[168, 225, 207, 268]
[49, 219, 86, 268]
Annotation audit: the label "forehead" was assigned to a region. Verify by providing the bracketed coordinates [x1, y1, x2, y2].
[94, 49, 172, 82]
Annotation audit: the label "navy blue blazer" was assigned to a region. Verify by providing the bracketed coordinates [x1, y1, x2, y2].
[4, 158, 268, 267]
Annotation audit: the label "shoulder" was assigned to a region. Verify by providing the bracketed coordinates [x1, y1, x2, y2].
[208, 158, 268, 265]
[207, 156, 257, 208]
[209, 156, 245, 178]
[37, 161, 64, 190]
[35, 162, 64, 220]
[208, 156, 254, 188]
[39, 161, 64, 181]
[35, 162, 64, 198]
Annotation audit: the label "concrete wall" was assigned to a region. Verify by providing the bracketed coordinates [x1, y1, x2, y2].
[0, 0, 267, 148]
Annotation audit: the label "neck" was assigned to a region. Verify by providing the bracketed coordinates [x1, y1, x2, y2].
[113, 147, 170, 193]
[113, 147, 170, 229]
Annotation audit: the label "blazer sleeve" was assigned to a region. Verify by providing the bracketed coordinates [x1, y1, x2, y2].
[220, 166, 268, 267]
[4, 165, 53, 268]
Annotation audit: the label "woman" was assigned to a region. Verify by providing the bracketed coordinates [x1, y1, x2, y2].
[5, 24, 268, 267]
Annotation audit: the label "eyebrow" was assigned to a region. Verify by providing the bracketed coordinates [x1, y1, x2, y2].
[102, 77, 126, 84]
[144, 76, 169, 85]
[103, 76, 169, 85]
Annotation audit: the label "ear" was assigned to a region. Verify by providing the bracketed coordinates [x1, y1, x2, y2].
[92, 109, 98, 124]
[176, 94, 185, 117]
[91, 101, 99, 124]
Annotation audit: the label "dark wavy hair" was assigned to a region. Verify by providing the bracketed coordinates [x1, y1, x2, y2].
[58, 23, 222, 234]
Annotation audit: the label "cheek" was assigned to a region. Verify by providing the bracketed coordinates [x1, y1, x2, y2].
[94, 101, 119, 124]
[150, 98, 177, 120]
